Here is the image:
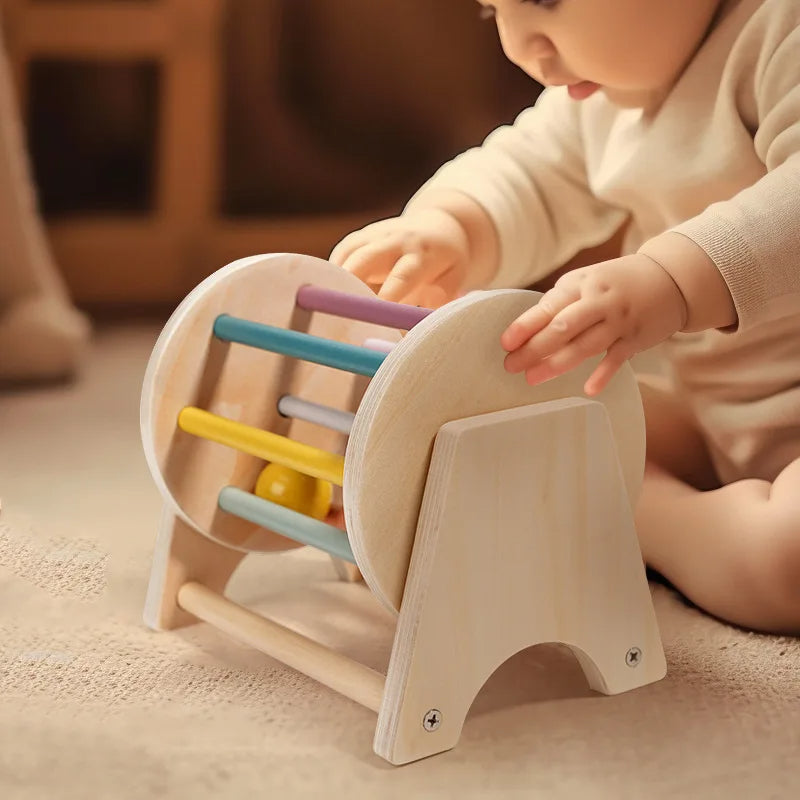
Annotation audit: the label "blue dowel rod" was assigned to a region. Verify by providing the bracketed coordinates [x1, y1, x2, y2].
[213, 314, 386, 377]
[218, 487, 356, 564]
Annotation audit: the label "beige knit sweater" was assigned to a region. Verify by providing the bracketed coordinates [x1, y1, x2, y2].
[409, 0, 800, 485]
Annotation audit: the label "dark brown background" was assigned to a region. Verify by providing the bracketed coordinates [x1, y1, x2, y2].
[2, 0, 541, 310]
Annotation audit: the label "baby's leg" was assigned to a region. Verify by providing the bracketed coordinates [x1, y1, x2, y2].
[635, 458, 800, 634]
[634, 374, 800, 633]
[637, 373, 719, 490]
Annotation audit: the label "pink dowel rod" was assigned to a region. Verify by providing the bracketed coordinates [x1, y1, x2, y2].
[296, 284, 432, 331]
[363, 338, 397, 354]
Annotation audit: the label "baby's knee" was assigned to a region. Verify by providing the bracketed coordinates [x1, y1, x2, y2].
[761, 511, 800, 631]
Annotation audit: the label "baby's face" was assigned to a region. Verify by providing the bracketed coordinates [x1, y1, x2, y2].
[476, 0, 724, 108]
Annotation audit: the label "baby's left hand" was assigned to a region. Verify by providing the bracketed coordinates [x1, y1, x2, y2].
[501, 254, 688, 396]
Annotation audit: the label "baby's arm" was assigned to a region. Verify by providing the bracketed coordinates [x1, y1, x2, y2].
[501, 252, 690, 395]
[644, 13, 800, 336]
[406, 87, 628, 290]
[332, 88, 627, 304]
[505, 17, 800, 394]
[330, 189, 499, 307]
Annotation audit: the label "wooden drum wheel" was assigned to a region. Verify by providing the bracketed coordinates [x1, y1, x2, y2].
[345, 288, 645, 613]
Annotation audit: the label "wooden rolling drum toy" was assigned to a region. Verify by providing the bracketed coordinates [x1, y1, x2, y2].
[141, 252, 666, 765]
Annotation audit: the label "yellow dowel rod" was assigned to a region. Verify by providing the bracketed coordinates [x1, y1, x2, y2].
[178, 582, 385, 713]
[178, 407, 345, 486]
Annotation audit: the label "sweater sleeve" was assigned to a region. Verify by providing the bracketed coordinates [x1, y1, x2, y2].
[671, 21, 800, 332]
[405, 87, 628, 289]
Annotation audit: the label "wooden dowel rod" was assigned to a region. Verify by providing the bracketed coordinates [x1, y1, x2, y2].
[363, 337, 397, 354]
[296, 284, 432, 330]
[277, 394, 354, 435]
[178, 406, 345, 485]
[177, 582, 386, 713]
[213, 314, 386, 377]
[218, 487, 356, 564]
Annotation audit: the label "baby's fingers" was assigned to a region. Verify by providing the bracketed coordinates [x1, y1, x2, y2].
[583, 340, 633, 396]
[522, 322, 616, 386]
[330, 229, 373, 267]
[404, 266, 462, 310]
[503, 301, 606, 374]
[339, 240, 399, 285]
[378, 253, 429, 303]
[500, 288, 574, 353]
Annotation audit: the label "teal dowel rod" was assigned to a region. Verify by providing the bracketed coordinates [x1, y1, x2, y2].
[213, 314, 387, 377]
[218, 487, 356, 564]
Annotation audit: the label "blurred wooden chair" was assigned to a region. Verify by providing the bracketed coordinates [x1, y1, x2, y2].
[0, 6, 89, 381]
[0, 0, 623, 313]
[0, 0, 378, 307]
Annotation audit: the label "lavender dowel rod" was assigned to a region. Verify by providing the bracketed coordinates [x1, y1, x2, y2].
[363, 338, 397, 354]
[296, 285, 432, 331]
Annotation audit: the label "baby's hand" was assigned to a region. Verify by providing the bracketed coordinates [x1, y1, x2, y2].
[501, 254, 688, 396]
[329, 208, 470, 307]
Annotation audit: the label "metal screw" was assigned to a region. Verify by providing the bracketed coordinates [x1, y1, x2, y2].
[423, 708, 442, 731]
[625, 647, 642, 667]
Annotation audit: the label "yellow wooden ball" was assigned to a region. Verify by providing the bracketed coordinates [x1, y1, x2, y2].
[254, 463, 332, 520]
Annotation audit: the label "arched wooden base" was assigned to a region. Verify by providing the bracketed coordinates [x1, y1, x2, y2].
[375, 399, 666, 765]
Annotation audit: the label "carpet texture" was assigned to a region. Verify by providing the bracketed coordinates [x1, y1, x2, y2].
[0, 325, 798, 799]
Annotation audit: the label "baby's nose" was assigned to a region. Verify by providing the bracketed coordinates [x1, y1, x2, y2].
[503, 29, 557, 73]
[527, 32, 557, 60]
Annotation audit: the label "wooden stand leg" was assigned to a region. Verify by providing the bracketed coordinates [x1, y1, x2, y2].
[144, 506, 246, 630]
[375, 399, 666, 765]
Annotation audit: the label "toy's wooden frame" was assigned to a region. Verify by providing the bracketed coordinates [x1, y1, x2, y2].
[142, 254, 666, 765]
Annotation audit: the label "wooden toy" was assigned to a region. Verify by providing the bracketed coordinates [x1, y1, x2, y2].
[141, 252, 666, 765]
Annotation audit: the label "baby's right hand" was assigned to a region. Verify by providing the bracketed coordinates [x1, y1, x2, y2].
[329, 207, 470, 307]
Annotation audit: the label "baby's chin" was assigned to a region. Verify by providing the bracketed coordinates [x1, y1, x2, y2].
[601, 85, 671, 112]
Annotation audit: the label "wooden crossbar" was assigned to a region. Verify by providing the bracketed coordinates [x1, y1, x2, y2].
[177, 582, 386, 712]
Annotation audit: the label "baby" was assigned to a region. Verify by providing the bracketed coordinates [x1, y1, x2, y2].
[330, 0, 800, 635]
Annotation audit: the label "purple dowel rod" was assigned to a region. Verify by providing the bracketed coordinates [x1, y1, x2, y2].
[296, 285, 432, 331]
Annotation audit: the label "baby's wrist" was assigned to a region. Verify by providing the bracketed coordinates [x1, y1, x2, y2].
[636, 251, 689, 331]
[637, 232, 736, 332]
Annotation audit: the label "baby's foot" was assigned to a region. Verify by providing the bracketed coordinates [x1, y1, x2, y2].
[0, 294, 90, 382]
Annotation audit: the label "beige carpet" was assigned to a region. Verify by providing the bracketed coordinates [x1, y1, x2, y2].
[0, 324, 798, 799]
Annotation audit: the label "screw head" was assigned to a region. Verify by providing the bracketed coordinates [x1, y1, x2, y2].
[422, 708, 442, 731]
[626, 647, 643, 667]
